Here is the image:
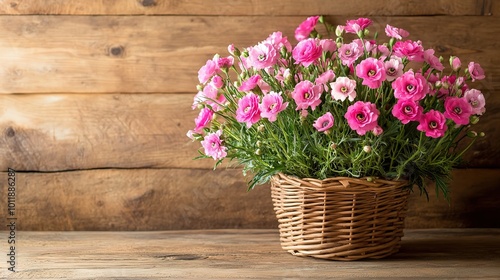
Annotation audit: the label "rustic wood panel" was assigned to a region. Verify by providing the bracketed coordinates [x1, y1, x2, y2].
[0, 16, 498, 94]
[0, 0, 489, 16]
[0, 168, 498, 231]
[1, 93, 498, 172]
[0, 229, 499, 279]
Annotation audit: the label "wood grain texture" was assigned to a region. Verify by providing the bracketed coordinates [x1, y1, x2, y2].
[0, 16, 498, 94]
[0, 229, 499, 279]
[0, 168, 498, 231]
[1, 93, 498, 171]
[0, 0, 488, 16]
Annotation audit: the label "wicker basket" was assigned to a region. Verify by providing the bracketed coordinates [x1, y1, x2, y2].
[270, 173, 410, 261]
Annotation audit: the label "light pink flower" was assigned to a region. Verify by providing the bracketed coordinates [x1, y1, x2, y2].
[467, 62, 485, 81]
[417, 110, 447, 138]
[392, 40, 425, 62]
[444, 97, 472, 125]
[392, 70, 429, 101]
[248, 42, 278, 70]
[313, 112, 335, 132]
[201, 130, 227, 160]
[320, 39, 337, 54]
[391, 99, 423, 124]
[266, 31, 292, 52]
[259, 91, 289, 122]
[295, 16, 320, 41]
[464, 89, 486, 115]
[353, 39, 377, 53]
[238, 75, 261, 92]
[344, 101, 380, 135]
[384, 57, 404, 81]
[378, 45, 391, 60]
[275, 67, 291, 84]
[211, 75, 223, 89]
[385, 24, 409, 40]
[345, 18, 372, 34]
[202, 83, 226, 111]
[292, 38, 323, 67]
[257, 78, 271, 94]
[292, 80, 323, 111]
[424, 49, 444, 71]
[338, 42, 363, 67]
[355, 57, 386, 89]
[372, 125, 383, 136]
[451, 56, 461, 71]
[236, 93, 261, 128]
[198, 59, 219, 84]
[330, 77, 357, 102]
[315, 70, 335, 91]
[194, 107, 214, 133]
[227, 44, 236, 55]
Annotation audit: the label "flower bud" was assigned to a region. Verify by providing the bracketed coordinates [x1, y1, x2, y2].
[366, 177, 374, 182]
[330, 142, 337, 149]
[450, 56, 461, 71]
[467, 131, 478, 138]
[256, 140, 262, 147]
[196, 84, 203, 91]
[479, 132, 485, 137]
[257, 124, 265, 132]
[363, 145, 372, 153]
[335, 25, 345, 37]
[255, 149, 262, 155]
[470, 115, 480, 125]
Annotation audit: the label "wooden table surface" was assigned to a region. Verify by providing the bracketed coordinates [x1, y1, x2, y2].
[1, 229, 500, 279]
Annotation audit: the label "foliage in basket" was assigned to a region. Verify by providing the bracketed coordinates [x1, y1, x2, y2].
[187, 16, 486, 199]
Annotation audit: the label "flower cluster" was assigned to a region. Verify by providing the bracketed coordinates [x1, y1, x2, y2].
[188, 16, 486, 198]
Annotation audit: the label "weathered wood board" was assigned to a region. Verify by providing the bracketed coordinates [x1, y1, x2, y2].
[0, 0, 491, 16]
[0, 168, 498, 231]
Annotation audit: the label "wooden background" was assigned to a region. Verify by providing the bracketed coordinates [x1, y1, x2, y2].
[0, 0, 499, 230]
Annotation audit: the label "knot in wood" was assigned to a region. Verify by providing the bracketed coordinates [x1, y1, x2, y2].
[5, 127, 15, 138]
[140, 0, 156, 7]
[109, 45, 125, 57]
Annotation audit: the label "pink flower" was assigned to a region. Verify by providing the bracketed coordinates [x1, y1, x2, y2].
[198, 59, 219, 84]
[236, 93, 261, 128]
[385, 24, 409, 40]
[313, 112, 335, 132]
[424, 49, 444, 71]
[315, 70, 335, 91]
[444, 97, 472, 125]
[391, 99, 423, 124]
[377, 45, 391, 60]
[467, 62, 485, 81]
[344, 101, 380, 135]
[372, 125, 383, 136]
[266, 31, 292, 52]
[238, 75, 261, 92]
[194, 107, 214, 133]
[384, 57, 404, 81]
[330, 77, 357, 102]
[355, 57, 386, 89]
[202, 83, 226, 111]
[464, 89, 486, 115]
[292, 80, 323, 111]
[211, 76, 223, 89]
[320, 39, 337, 53]
[295, 16, 320, 41]
[345, 18, 372, 34]
[259, 92, 289, 122]
[216, 56, 234, 69]
[392, 70, 429, 101]
[248, 42, 278, 70]
[201, 130, 227, 160]
[227, 44, 236, 55]
[338, 42, 363, 67]
[451, 56, 461, 71]
[393, 40, 425, 62]
[292, 38, 322, 67]
[417, 110, 447, 138]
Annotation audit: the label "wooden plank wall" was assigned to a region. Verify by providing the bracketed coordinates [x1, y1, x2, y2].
[0, 0, 498, 230]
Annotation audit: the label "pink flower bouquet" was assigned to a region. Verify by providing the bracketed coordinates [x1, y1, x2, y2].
[188, 16, 486, 198]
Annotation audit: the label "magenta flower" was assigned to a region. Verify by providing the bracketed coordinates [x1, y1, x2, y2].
[345, 18, 372, 34]
[424, 49, 444, 71]
[266, 31, 292, 52]
[385, 24, 409, 40]
[392, 40, 425, 62]
[444, 97, 473, 125]
[259, 92, 289, 122]
[344, 101, 380, 135]
[464, 89, 486, 115]
[216, 56, 234, 70]
[392, 70, 429, 101]
[198, 59, 219, 84]
[330, 77, 357, 102]
[238, 75, 261, 92]
[236, 93, 261, 128]
[313, 112, 335, 133]
[467, 62, 485, 81]
[355, 57, 386, 89]
[248, 42, 278, 70]
[391, 99, 423, 124]
[417, 110, 447, 138]
[338, 42, 363, 67]
[295, 16, 320, 41]
[384, 57, 404, 81]
[292, 38, 323, 67]
[201, 130, 227, 160]
[194, 107, 214, 133]
[292, 80, 323, 111]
